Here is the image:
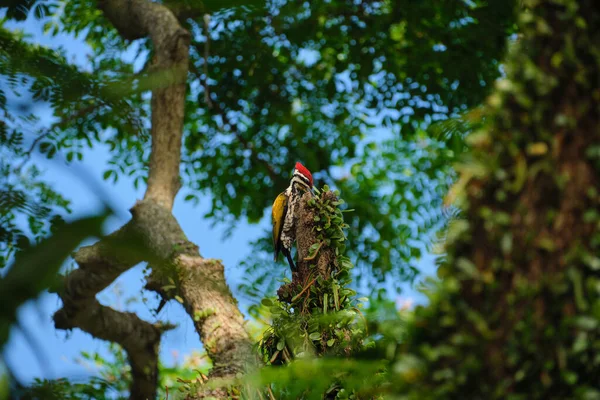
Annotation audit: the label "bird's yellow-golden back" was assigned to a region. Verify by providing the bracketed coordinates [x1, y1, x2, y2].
[271, 192, 288, 259]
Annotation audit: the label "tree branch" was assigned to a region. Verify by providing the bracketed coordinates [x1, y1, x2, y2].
[295, 192, 336, 281]
[52, 2, 256, 398]
[178, 255, 255, 377]
[54, 2, 191, 397]
[54, 297, 175, 400]
[54, 200, 255, 398]
[99, 0, 191, 210]
[52, 202, 169, 399]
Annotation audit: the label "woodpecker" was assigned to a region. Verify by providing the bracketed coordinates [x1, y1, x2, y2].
[272, 162, 314, 272]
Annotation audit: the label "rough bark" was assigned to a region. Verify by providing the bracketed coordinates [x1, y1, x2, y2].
[178, 255, 255, 377]
[295, 191, 337, 281]
[53, 1, 254, 399]
[99, 0, 190, 210]
[55, 200, 254, 398]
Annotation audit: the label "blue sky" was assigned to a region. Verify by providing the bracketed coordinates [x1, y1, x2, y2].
[1, 13, 437, 385]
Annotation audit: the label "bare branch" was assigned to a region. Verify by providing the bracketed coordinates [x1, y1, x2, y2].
[55, 199, 255, 399]
[54, 297, 175, 400]
[99, 0, 190, 210]
[52, 202, 167, 398]
[177, 255, 256, 378]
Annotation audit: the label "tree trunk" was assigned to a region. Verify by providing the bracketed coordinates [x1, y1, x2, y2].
[53, 1, 255, 399]
[399, 0, 600, 398]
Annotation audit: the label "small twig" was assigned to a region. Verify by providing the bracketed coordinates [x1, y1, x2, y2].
[267, 386, 277, 400]
[303, 241, 324, 261]
[145, 275, 175, 315]
[255, 388, 266, 400]
[155, 298, 168, 314]
[165, 386, 169, 400]
[269, 350, 280, 364]
[282, 347, 292, 363]
[291, 277, 317, 302]
[302, 287, 311, 313]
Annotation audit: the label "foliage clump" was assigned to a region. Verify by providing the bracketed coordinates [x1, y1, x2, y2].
[257, 187, 370, 398]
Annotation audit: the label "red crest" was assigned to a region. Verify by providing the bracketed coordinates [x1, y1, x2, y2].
[295, 162, 313, 187]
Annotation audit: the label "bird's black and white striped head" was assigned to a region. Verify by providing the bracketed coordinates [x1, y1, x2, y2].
[289, 162, 313, 191]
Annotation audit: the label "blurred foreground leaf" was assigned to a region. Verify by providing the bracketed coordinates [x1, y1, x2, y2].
[0, 209, 111, 346]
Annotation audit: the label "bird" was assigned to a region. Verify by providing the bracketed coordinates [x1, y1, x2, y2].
[272, 162, 314, 272]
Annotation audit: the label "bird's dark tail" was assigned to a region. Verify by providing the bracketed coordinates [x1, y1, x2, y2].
[282, 248, 296, 272]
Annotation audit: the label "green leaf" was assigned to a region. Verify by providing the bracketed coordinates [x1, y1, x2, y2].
[0, 210, 111, 345]
[390, 22, 407, 42]
[575, 316, 598, 331]
[261, 298, 273, 307]
[333, 284, 340, 311]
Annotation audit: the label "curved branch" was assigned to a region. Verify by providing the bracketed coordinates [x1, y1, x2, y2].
[54, 200, 255, 398]
[53, 3, 192, 397]
[54, 297, 175, 400]
[178, 255, 256, 377]
[52, 201, 173, 399]
[53, 2, 255, 399]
